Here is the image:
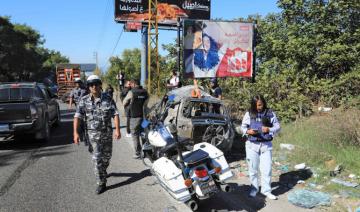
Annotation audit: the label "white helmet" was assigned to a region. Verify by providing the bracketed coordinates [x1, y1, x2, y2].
[74, 77, 82, 83]
[86, 75, 102, 85]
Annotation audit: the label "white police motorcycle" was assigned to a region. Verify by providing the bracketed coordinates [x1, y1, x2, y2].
[140, 95, 233, 211]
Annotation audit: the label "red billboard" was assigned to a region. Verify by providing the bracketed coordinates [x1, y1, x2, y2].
[115, 0, 211, 26]
[183, 20, 254, 78]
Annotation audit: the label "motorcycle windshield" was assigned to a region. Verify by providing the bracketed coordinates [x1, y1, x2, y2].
[158, 125, 175, 145]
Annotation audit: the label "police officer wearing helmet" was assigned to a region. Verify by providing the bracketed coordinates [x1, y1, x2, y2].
[70, 77, 88, 145]
[69, 77, 87, 109]
[123, 79, 148, 158]
[73, 75, 121, 194]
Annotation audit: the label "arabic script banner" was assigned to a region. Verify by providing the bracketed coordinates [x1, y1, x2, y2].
[183, 20, 254, 78]
[115, 0, 211, 26]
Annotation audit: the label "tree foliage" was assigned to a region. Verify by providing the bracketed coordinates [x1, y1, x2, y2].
[0, 16, 69, 82]
[105, 0, 359, 122]
[221, 0, 360, 122]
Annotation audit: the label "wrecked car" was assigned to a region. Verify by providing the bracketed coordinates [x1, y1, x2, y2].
[148, 85, 235, 152]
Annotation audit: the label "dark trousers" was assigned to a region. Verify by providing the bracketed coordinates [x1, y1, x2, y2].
[126, 116, 131, 134]
[130, 117, 143, 155]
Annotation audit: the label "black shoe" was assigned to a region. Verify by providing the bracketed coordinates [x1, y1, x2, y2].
[88, 145, 93, 153]
[96, 184, 106, 195]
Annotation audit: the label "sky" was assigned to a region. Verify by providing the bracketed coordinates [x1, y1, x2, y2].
[0, 0, 280, 70]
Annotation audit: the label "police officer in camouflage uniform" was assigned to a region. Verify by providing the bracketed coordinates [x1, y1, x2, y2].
[73, 75, 121, 194]
[69, 78, 87, 109]
[69, 78, 89, 145]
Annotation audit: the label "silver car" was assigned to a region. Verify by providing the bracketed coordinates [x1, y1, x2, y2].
[150, 85, 235, 152]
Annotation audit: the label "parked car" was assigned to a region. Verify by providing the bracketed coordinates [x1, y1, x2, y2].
[0, 82, 60, 141]
[149, 85, 235, 152]
[38, 83, 61, 126]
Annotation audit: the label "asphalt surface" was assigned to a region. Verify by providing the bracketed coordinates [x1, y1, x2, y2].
[0, 102, 191, 212]
[0, 100, 308, 212]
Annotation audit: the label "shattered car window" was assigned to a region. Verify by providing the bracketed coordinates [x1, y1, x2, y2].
[182, 100, 224, 118]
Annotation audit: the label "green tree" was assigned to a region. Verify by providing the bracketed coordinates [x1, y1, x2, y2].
[0, 16, 69, 82]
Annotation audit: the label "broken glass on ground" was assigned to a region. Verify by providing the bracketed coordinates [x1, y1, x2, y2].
[288, 189, 331, 209]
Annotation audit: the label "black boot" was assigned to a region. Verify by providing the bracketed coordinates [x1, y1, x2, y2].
[88, 144, 93, 153]
[96, 184, 106, 195]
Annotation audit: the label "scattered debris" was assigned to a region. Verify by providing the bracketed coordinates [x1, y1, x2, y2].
[330, 164, 343, 177]
[331, 178, 359, 188]
[294, 163, 306, 170]
[280, 143, 295, 151]
[278, 165, 289, 173]
[349, 174, 356, 179]
[308, 183, 317, 188]
[339, 190, 360, 199]
[318, 106, 333, 112]
[288, 189, 331, 209]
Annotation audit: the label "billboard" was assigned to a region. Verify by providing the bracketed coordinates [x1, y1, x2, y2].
[183, 20, 254, 78]
[115, 0, 211, 25]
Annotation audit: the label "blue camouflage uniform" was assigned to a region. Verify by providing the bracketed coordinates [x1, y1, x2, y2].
[74, 92, 119, 186]
[70, 87, 88, 143]
[70, 87, 87, 105]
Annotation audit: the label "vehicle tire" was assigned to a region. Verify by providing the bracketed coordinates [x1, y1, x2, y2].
[39, 116, 50, 142]
[53, 106, 61, 127]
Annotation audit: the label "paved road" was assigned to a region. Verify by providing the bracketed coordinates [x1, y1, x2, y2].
[0, 103, 190, 212]
[0, 101, 308, 212]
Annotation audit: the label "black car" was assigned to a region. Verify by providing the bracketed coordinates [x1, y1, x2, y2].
[0, 82, 60, 141]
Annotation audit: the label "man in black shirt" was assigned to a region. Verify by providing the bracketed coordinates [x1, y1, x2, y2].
[123, 79, 149, 158]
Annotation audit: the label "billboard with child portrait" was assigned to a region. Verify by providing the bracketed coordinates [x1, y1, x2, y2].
[183, 20, 254, 78]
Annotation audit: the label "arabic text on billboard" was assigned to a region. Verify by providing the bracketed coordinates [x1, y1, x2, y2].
[115, 0, 211, 25]
[183, 20, 254, 78]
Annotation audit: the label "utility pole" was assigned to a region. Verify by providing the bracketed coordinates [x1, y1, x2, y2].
[147, 0, 159, 95]
[93, 52, 98, 70]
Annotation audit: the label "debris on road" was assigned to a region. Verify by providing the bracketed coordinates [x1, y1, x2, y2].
[318, 106, 333, 112]
[277, 165, 289, 173]
[330, 164, 343, 177]
[331, 178, 359, 188]
[348, 174, 357, 179]
[339, 190, 360, 199]
[288, 189, 331, 209]
[280, 143, 295, 151]
[294, 163, 306, 170]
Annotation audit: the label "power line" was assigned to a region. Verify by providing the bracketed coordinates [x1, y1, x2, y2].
[96, 0, 112, 51]
[102, 27, 124, 71]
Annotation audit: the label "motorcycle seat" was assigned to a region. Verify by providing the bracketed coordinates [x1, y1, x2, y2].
[183, 149, 209, 167]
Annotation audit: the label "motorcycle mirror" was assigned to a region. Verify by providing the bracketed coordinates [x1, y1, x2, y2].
[168, 94, 176, 102]
[141, 119, 150, 128]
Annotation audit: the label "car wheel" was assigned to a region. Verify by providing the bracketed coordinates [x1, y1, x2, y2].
[202, 125, 226, 148]
[39, 116, 50, 142]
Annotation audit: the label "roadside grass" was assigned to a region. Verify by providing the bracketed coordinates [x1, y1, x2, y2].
[272, 108, 360, 198]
